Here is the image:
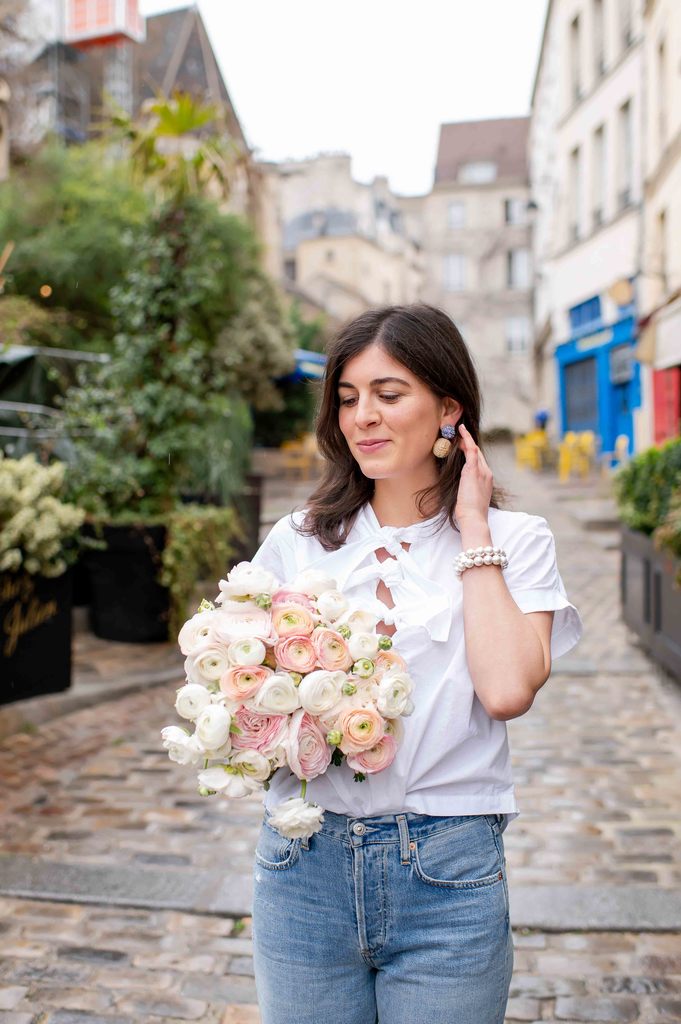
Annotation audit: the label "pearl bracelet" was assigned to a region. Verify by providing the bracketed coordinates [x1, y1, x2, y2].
[455, 545, 508, 578]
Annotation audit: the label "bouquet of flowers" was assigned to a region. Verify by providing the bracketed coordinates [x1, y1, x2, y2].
[161, 561, 415, 839]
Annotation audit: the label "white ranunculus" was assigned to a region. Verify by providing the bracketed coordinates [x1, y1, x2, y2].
[348, 632, 379, 661]
[383, 715, 405, 745]
[315, 589, 349, 623]
[228, 637, 267, 667]
[376, 669, 414, 718]
[337, 609, 379, 634]
[267, 744, 287, 769]
[174, 683, 212, 721]
[268, 797, 325, 839]
[291, 569, 337, 598]
[230, 749, 271, 782]
[217, 562, 279, 601]
[248, 672, 301, 715]
[297, 669, 345, 716]
[194, 705, 232, 751]
[184, 643, 231, 686]
[198, 766, 262, 797]
[177, 610, 217, 655]
[161, 726, 203, 766]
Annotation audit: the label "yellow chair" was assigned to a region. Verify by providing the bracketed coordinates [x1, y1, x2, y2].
[558, 431, 580, 481]
[280, 432, 321, 480]
[514, 429, 551, 472]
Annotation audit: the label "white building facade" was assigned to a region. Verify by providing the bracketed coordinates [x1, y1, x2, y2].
[638, 0, 681, 444]
[530, 0, 645, 455]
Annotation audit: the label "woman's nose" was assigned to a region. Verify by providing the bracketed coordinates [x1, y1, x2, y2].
[354, 396, 380, 426]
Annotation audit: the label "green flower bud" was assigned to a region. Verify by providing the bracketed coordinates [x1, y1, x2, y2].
[326, 730, 342, 746]
[378, 634, 393, 650]
[337, 624, 351, 639]
[198, 786, 216, 797]
[290, 672, 303, 687]
[353, 658, 374, 678]
[197, 598, 215, 613]
[342, 682, 357, 696]
[255, 593, 272, 610]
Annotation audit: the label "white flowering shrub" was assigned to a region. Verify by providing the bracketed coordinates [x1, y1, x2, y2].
[0, 453, 85, 578]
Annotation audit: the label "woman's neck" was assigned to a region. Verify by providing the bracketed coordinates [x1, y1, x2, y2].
[370, 477, 440, 528]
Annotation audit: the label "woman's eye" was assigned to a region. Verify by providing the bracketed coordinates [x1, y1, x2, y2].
[339, 397, 357, 407]
[380, 393, 400, 402]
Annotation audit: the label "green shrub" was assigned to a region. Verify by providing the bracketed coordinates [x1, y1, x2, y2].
[613, 437, 681, 535]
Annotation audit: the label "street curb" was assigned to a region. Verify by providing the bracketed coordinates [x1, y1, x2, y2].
[0, 665, 182, 744]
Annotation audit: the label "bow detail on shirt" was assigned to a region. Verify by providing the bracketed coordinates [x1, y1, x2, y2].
[302, 514, 455, 643]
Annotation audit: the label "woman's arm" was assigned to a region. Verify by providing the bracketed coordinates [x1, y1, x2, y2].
[455, 425, 554, 721]
[459, 512, 554, 719]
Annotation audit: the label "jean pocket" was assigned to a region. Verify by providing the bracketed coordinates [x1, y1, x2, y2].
[255, 820, 301, 871]
[412, 815, 504, 889]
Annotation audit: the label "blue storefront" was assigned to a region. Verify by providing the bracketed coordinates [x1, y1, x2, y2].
[555, 295, 641, 456]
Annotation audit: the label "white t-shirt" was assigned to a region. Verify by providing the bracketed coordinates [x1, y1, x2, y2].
[251, 502, 582, 825]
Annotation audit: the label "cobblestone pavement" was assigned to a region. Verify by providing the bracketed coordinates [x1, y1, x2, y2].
[1, 447, 680, 1023]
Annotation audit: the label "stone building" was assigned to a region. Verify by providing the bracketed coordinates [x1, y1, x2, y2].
[4, 2, 256, 218]
[637, 0, 681, 444]
[259, 153, 424, 324]
[529, 0, 644, 455]
[402, 118, 534, 434]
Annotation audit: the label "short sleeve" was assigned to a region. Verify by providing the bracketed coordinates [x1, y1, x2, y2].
[249, 513, 298, 584]
[502, 514, 583, 660]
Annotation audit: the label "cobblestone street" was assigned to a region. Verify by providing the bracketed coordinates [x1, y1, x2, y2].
[1, 447, 680, 1023]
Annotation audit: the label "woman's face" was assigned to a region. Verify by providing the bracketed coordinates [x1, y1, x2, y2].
[337, 343, 461, 482]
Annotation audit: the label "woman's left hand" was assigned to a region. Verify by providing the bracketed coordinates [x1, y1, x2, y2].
[454, 424, 494, 525]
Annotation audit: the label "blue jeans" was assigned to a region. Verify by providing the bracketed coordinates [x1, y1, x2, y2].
[252, 809, 513, 1023]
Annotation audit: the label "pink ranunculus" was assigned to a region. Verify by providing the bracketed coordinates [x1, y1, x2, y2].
[373, 649, 408, 680]
[219, 664, 273, 702]
[212, 601, 273, 644]
[274, 635, 318, 674]
[286, 708, 332, 780]
[230, 706, 288, 755]
[272, 603, 316, 638]
[346, 734, 397, 775]
[312, 628, 353, 672]
[272, 589, 316, 611]
[337, 706, 385, 754]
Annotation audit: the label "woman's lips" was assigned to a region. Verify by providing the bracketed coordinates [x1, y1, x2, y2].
[356, 440, 390, 452]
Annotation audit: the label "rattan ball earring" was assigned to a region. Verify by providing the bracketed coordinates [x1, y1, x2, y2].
[432, 424, 458, 458]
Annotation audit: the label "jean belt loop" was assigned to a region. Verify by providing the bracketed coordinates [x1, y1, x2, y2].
[396, 814, 411, 865]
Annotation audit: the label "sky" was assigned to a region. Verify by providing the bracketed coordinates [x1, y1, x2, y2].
[138, 0, 549, 197]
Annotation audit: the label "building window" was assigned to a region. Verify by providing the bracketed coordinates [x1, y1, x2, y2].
[447, 201, 465, 229]
[570, 14, 582, 103]
[592, 125, 605, 229]
[506, 249, 530, 289]
[619, 0, 633, 50]
[504, 198, 527, 225]
[284, 258, 296, 282]
[506, 316, 531, 354]
[617, 99, 633, 209]
[569, 145, 582, 241]
[658, 39, 667, 151]
[458, 161, 497, 184]
[569, 296, 601, 332]
[593, 0, 605, 76]
[443, 253, 466, 291]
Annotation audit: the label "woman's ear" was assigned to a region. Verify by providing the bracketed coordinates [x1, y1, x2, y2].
[442, 397, 463, 426]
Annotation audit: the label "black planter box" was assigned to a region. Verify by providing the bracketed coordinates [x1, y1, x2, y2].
[85, 524, 170, 643]
[620, 525, 681, 680]
[231, 474, 263, 564]
[0, 570, 73, 704]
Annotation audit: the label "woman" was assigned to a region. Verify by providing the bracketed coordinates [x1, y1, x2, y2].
[250, 304, 582, 1024]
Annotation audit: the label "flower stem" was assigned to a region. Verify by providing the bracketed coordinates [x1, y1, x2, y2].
[301, 779, 307, 800]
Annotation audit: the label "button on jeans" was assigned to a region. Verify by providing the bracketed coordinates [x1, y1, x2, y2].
[252, 810, 513, 1024]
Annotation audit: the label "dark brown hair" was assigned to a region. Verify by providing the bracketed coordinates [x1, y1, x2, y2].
[297, 304, 504, 550]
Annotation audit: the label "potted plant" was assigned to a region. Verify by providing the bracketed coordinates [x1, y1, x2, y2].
[614, 437, 681, 679]
[0, 451, 84, 703]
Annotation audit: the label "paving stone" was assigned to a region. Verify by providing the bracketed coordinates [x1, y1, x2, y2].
[220, 1008, 261, 1024]
[554, 996, 639, 1021]
[505, 996, 541, 1020]
[0, 989, 27, 1011]
[46, 1013, 132, 1024]
[181, 974, 258, 1003]
[114, 993, 207, 1019]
